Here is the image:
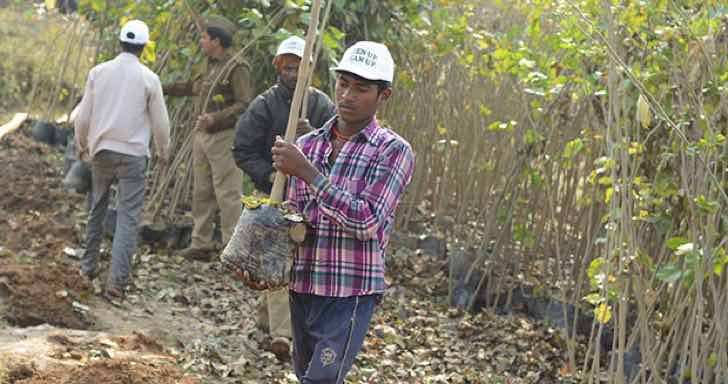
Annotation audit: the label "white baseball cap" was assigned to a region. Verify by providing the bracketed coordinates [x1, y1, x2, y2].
[334, 41, 394, 83]
[276, 36, 305, 58]
[119, 20, 149, 45]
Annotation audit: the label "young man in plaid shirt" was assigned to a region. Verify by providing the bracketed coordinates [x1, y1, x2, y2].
[269, 41, 415, 382]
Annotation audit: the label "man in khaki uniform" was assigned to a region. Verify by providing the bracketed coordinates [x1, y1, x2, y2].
[164, 16, 251, 261]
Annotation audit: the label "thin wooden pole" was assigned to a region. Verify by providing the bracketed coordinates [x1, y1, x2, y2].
[301, 0, 334, 121]
[270, 0, 323, 203]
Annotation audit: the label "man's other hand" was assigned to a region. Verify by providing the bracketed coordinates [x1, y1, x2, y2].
[197, 113, 215, 132]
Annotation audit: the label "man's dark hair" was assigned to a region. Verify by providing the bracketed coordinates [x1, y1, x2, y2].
[121, 41, 145, 55]
[375, 80, 392, 93]
[336, 71, 391, 94]
[207, 27, 232, 48]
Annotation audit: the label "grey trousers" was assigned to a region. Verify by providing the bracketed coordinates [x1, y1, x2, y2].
[81, 150, 147, 289]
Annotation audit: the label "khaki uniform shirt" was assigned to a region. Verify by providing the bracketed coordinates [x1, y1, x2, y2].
[164, 52, 251, 132]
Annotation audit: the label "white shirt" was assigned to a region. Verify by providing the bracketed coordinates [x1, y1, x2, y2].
[75, 52, 170, 161]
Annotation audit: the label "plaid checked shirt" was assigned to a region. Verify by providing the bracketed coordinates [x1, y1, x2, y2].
[286, 117, 415, 297]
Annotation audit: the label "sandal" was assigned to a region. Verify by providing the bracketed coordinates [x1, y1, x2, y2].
[102, 286, 125, 302]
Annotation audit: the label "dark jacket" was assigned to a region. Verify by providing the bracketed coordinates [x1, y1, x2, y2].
[233, 84, 336, 193]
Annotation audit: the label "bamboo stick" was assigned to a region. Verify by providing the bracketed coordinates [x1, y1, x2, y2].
[269, 0, 323, 203]
[300, 0, 334, 121]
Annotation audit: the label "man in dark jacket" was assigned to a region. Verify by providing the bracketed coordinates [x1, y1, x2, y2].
[231, 36, 335, 360]
[233, 36, 336, 194]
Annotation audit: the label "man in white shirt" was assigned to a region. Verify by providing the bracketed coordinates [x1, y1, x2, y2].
[74, 19, 170, 300]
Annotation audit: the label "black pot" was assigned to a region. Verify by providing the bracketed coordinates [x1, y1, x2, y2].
[53, 126, 70, 147]
[168, 222, 193, 249]
[58, 0, 77, 14]
[63, 160, 92, 194]
[140, 222, 168, 244]
[31, 121, 57, 144]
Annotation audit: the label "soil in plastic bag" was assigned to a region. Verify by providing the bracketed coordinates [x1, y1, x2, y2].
[220, 205, 296, 288]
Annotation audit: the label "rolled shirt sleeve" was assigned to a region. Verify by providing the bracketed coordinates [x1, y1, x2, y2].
[74, 69, 95, 156]
[149, 76, 171, 161]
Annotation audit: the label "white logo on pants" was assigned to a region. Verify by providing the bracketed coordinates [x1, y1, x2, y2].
[320, 347, 337, 366]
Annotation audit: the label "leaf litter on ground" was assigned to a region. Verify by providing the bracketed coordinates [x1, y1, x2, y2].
[1, 125, 573, 383]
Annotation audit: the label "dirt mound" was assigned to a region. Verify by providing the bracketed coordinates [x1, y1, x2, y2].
[43, 331, 167, 358]
[1, 214, 77, 259]
[0, 263, 91, 329]
[15, 359, 199, 384]
[0, 128, 82, 258]
[2, 362, 35, 384]
[109, 332, 166, 354]
[0, 128, 65, 213]
[0, 326, 196, 384]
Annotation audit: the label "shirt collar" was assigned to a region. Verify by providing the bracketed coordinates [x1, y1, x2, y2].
[118, 52, 140, 61]
[358, 117, 380, 143]
[208, 52, 230, 63]
[316, 116, 380, 144]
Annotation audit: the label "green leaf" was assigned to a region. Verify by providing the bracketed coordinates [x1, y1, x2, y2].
[605, 187, 614, 204]
[713, 248, 728, 276]
[487, 120, 516, 132]
[588, 258, 606, 288]
[583, 293, 603, 305]
[708, 352, 718, 368]
[90, 0, 104, 12]
[523, 128, 536, 145]
[598, 176, 613, 186]
[666, 237, 689, 251]
[694, 195, 719, 214]
[530, 169, 542, 186]
[493, 48, 510, 60]
[656, 264, 684, 284]
[562, 138, 584, 159]
[594, 303, 612, 324]
[479, 105, 492, 118]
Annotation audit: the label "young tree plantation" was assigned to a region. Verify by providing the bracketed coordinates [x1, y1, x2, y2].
[1, 1, 726, 383]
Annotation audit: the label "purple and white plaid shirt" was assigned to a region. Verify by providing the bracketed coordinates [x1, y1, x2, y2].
[286, 117, 415, 297]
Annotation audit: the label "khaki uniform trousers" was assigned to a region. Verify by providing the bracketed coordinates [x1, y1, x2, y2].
[265, 288, 292, 338]
[191, 129, 242, 250]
